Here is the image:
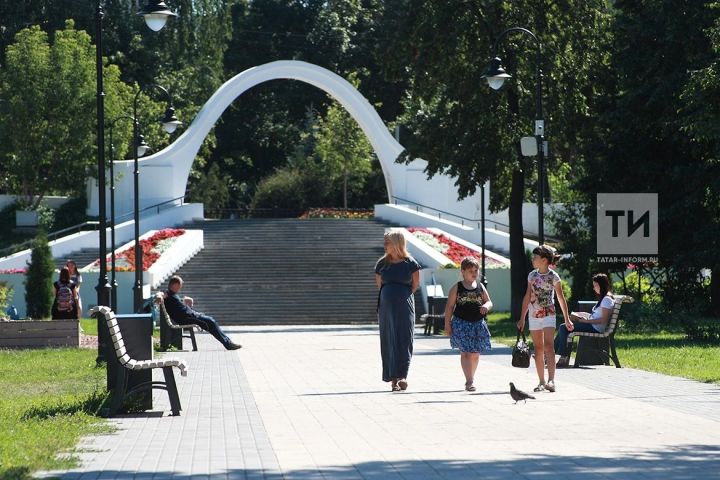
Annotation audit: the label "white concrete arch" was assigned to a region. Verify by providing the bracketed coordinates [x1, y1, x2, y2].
[89, 60, 405, 217]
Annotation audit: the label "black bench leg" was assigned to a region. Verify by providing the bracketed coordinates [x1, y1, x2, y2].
[189, 328, 198, 351]
[110, 368, 129, 416]
[609, 337, 622, 368]
[163, 366, 182, 416]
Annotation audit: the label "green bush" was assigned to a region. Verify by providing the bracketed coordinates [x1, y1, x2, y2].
[619, 301, 673, 333]
[0, 202, 34, 252]
[560, 279, 572, 306]
[24, 231, 55, 319]
[250, 166, 332, 213]
[682, 317, 720, 341]
[613, 270, 661, 304]
[53, 196, 87, 231]
[0, 282, 13, 314]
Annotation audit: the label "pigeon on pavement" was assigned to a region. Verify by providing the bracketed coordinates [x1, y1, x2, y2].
[509, 382, 535, 404]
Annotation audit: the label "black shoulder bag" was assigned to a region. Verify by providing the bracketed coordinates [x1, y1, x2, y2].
[511, 329, 531, 368]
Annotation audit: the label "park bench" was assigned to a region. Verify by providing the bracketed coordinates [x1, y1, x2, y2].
[422, 291, 447, 335]
[91, 306, 188, 416]
[155, 294, 198, 351]
[567, 294, 634, 368]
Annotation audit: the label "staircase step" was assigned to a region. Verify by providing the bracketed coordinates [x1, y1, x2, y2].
[169, 218, 399, 325]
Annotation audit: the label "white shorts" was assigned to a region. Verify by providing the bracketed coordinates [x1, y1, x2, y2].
[529, 316, 556, 331]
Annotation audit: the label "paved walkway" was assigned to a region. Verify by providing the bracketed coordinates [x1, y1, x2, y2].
[41, 326, 720, 479]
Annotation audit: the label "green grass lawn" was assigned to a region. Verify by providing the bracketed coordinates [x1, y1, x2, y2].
[0, 348, 111, 479]
[80, 318, 97, 335]
[485, 313, 720, 384]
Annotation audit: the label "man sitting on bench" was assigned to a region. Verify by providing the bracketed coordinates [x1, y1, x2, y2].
[161, 275, 242, 351]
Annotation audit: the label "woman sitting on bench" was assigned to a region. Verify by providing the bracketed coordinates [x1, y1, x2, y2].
[554, 273, 614, 368]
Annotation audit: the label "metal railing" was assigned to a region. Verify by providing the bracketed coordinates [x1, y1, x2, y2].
[113, 195, 185, 224]
[0, 196, 187, 259]
[0, 221, 101, 258]
[391, 195, 557, 242]
[205, 206, 374, 219]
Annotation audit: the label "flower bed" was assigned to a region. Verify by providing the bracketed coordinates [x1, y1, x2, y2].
[89, 228, 185, 272]
[0, 268, 26, 274]
[407, 227, 505, 268]
[299, 208, 374, 219]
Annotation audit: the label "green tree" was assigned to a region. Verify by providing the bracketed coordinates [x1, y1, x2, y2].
[313, 101, 373, 208]
[217, 0, 400, 205]
[24, 231, 55, 319]
[380, 0, 612, 319]
[0, 21, 135, 206]
[187, 163, 232, 218]
[579, 0, 719, 312]
[673, 3, 720, 314]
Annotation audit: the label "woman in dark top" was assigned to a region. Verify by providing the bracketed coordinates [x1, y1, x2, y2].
[444, 257, 493, 392]
[52, 266, 79, 320]
[375, 231, 421, 392]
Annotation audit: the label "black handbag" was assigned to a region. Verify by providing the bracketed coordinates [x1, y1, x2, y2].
[512, 329, 531, 368]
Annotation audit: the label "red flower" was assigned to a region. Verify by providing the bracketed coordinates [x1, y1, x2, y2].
[93, 228, 185, 272]
[407, 227, 504, 267]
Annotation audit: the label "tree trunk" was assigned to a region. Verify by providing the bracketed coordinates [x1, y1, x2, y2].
[510, 167, 527, 322]
[343, 172, 348, 209]
[711, 265, 720, 316]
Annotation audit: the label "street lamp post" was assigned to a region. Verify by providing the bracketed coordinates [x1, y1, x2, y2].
[482, 27, 546, 245]
[94, 0, 178, 362]
[95, 1, 110, 314]
[108, 117, 148, 312]
[132, 85, 181, 312]
[480, 183, 487, 286]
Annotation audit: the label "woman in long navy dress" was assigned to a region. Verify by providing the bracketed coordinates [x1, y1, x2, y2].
[375, 231, 421, 392]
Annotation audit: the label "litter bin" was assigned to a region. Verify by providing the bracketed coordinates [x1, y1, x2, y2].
[103, 313, 154, 410]
[427, 296, 448, 335]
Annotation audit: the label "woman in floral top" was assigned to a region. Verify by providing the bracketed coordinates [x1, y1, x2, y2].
[517, 245, 570, 393]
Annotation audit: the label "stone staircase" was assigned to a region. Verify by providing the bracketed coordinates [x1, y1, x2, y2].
[55, 248, 100, 270]
[170, 218, 399, 325]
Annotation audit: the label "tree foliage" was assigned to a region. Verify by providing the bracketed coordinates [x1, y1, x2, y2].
[24, 230, 54, 319]
[5, 1, 720, 316]
[0, 21, 135, 206]
[379, 0, 612, 317]
[251, 99, 379, 211]
[313, 101, 374, 208]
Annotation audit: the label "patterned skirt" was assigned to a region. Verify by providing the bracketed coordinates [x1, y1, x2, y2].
[450, 316, 492, 353]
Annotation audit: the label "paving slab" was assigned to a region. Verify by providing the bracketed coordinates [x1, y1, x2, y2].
[39, 325, 720, 479]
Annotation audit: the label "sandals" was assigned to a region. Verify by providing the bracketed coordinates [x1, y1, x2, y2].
[398, 379, 408, 391]
[533, 383, 546, 393]
[465, 382, 476, 392]
[545, 380, 556, 393]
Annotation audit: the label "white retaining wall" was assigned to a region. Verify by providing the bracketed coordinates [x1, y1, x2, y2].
[0, 203, 203, 271]
[386, 227, 512, 312]
[375, 203, 540, 254]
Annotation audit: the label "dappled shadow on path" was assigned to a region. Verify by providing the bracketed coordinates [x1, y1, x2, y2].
[40, 444, 720, 479]
[225, 325, 379, 335]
